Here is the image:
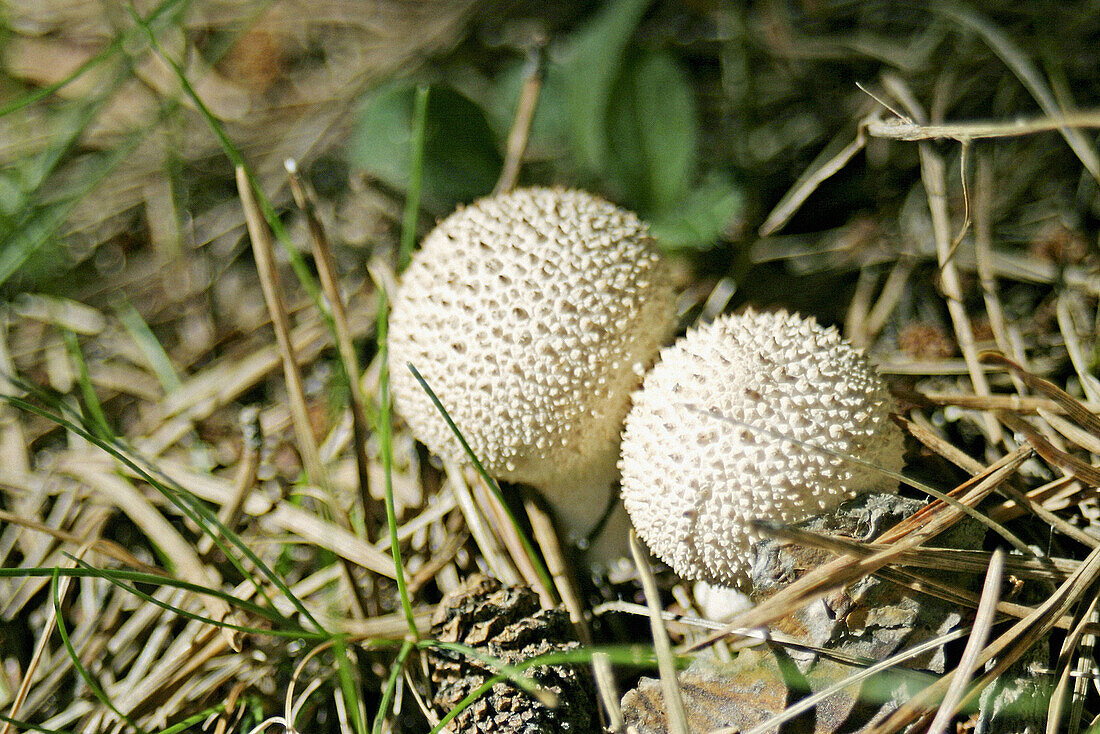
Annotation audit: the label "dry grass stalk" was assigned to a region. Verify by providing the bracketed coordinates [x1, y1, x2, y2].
[870, 542, 1100, 732]
[629, 530, 690, 734]
[336, 610, 434, 641]
[938, 5, 1100, 181]
[471, 477, 554, 606]
[1056, 295, 1100, 404]
[984, 352, 1100, 436]
[591, 651, 624, 733]
[862, 255, 918, 347]
[3, 5, 1098, 732]
[237, 165, 384, 618]
[525, 498, 591, 645]
[881, 72, 1002, 446]
[761, 521, 1072, 582]
[988, 475, 1086, 522]
[494, 48, 545, 196]
[973, 153, 1029, 394]
[690, 447, 1031, 652]
[908, 390, 1100, 415]
[882, 448, 1033, 544]
[261, 501, 396, 578]
[906, 405, 1100, 546]
[988, 480, 1097, 550]
[406, 529, 467, 596]
[0, 508, 161, 573]
[104, 447, 400, 577]
[718, 631, 976, 734]
[73, 469, 237, 653]
[1040, 410, 1100, 455]
[999, 412, 1100, 487]
[235, 166, 329, 496]
[137, 293, 375, 457]
[925, 548, 1003, 734]
[1047, 592, 1100, 733]
[1, 554, 79, 734]
[753, 520, 1091, 633]
[285, 158, 380, 533]
[759, 122, 870, 237]
[195, 408, 262, 556]
[865, 110, 1100, 142]
[443, 460, 520, 586]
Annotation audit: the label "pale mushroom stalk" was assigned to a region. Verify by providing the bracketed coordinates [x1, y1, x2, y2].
[619, 309, 906, 590]
[388, 187, 677, 558]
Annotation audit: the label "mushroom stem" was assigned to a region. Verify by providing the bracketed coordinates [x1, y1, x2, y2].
[542, 479, 631, 560]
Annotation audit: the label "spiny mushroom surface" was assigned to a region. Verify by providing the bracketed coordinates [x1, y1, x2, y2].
[619, 309, 905, 589]
[388, 187, 676, 546]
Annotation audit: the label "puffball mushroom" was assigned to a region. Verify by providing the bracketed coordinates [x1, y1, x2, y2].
[619, 309, 905, 589]
[388, 187, 677, 549]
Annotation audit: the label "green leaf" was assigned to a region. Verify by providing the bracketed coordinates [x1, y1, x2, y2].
[648, 173, 744, 252]
[487, 60, 571, 160]
[607, 50, 697, 212]
[561, 0, 653, 174]
[350, 83, 501, 214]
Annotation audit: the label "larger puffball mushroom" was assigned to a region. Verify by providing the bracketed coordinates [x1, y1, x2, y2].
[388, 187, 677, 548]
[619, 309, 905, 589]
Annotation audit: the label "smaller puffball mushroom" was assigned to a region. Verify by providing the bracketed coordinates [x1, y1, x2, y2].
[388, 187, 677, 552]
[619, 309, 905, 589]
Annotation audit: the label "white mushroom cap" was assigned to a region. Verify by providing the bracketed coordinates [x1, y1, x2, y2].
[619, 309, 905, 589]
[388, 187, 677, 544]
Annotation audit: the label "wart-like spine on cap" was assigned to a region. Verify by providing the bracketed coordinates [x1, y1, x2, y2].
[388, 187, 677, 548]
[619, 309, 906, 590]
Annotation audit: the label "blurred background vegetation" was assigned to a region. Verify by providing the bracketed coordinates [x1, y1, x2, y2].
[4, 0, 1096, 297]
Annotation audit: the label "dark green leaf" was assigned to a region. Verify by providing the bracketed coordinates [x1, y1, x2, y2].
[607, 50, 697, 212]
[561, 0, 653, 175]
[487, 60, 571, 160]
[350, 83, 501, 214]
[649, 173, 744, 252]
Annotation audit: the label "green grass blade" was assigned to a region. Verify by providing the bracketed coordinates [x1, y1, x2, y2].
[428, 673, 505, 734]
[397, 84, 430, 272]
[0, 566, 301, 634]
[61, 329, 112, 439]
[0, 712, 76, 734]
[0, 113, 146, 289]
[372, 639, 413, 734]
[51, 569, 148, 734]
[63, 556, 321, 638]
[406, 363, 555, 596]
[3, 389, 326, 633]
[376, 288, 418, 638]
[5, 381, 288, 610]
[420, 641, 550, 703]
[0, 0, 189, 117]
[1, 1, 178, 289]
[155, 705, 225, 734]
[15, 62, 127, 194]
[333, 635, 368, 734]
[425, 643, 661, 734]
[113, 298, 182, 393]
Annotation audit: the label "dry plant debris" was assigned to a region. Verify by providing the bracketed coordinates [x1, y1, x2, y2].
[0, 2, 1099, 734]
[427, 574, 596, 734]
